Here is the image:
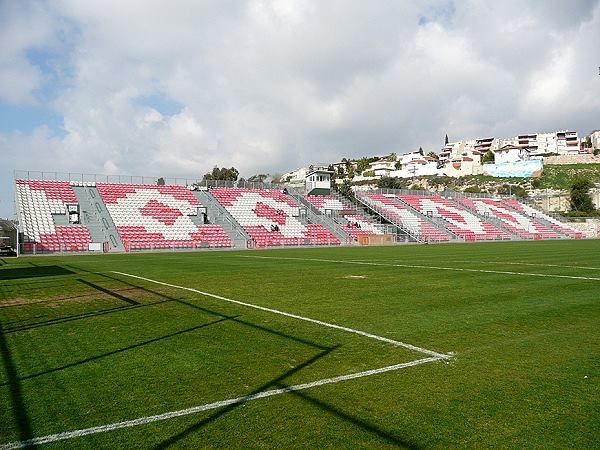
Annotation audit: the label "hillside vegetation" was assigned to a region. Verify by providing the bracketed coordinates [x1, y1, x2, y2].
[538, 164, 600, 190]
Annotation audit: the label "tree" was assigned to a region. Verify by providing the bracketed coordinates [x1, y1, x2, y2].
[427, 151, 439, 161]
[444, 134, 449, 145]
[482, 150, 495, 163]
[377, 176, 402, 189]
[355, 157, 371, 174]
[248, 174, 268, 183]
[203, 167, 239, 181]
[387, 153, 397, 162]
[156, 177, 165, 185]
[570, 177, 595, 213]
[337, 179, 355, 202]
[418, 146, 423, 155]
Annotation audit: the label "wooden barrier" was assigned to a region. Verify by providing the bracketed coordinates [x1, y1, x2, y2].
[357, 234, 394, 246]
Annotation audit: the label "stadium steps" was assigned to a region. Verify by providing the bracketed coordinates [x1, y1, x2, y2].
[444, 197, 520, 240]
[330, 191, 411, 241]
[329, 191, 388, 232]
[390, 196, 461, 241]
[193, 190, 250, 248]
[355, 193, 427, 243]
[287, 190, 353, 244]
[72, 184, 125, 251]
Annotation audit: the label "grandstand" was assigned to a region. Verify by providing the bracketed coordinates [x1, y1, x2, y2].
[303, 193, 386, 241]
[396, 194, 511, 241]
[456, 197, 563, 240]
[210, 187, 340, 247]
[12, 175, 583, 254]
[96, 183, 232, 250]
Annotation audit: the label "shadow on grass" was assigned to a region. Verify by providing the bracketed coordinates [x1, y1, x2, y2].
[100, 273, 331, 351]
[0, 324, 36, 448]
[277, 383, 419, 449]
[0, 266, 74, 281]
[3, 299, 172, 334]
[77, 279, 140, 305]
[152, 347, 337, 450]
[1, 315, 239, 387]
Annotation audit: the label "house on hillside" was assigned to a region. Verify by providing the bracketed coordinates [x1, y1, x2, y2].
[501, 130, 580, 156]
[493, 145, 532, 164]
[368, 159, 396, 177]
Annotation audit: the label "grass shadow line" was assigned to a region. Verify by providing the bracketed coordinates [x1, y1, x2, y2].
[0, 325, 37, 448]
[100, 273, 332, 351]
[152, 346, 338, 450]
[1, 315, 239, 387]
[77, 279, 140, 305]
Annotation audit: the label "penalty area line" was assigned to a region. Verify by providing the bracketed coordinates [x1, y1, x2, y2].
[110, 271, 450, 359]
[237, 255, 600, 282]
[0, 356, 442, 449]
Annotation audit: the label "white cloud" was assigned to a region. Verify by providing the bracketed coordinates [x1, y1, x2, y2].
[0, 1, 62, 104]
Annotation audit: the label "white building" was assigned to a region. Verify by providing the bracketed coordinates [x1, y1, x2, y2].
[436, 140, 485, 176]
[586, 130, 600, 150]
[305, 167, 332, 195]
[389, 152, 443, 178]
[368, 159, 396, 177]
[282, 167, 308, 186]
[493, 145, 531, 164]
[502, 130, 580, 155]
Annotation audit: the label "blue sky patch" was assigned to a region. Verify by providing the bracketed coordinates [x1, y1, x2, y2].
[0, 102, 65, 136]
[135, 94, 183, 117]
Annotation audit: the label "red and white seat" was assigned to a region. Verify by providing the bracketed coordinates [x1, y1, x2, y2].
[501, 199, 583, 239]
[397, 195, 510, 241]
[457, 198, 561, 239]
[343, 214, 385, 240]
[358, 193, 450, 242]
[303, 195, 346, 213]
[211, 188, 339, 247]
[305, 194, 384, 241]
[15, 180, 92, 252]
[96, 183, 232, 249]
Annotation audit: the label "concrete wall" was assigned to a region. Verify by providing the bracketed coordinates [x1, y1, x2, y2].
[569, 219, 600, 239]
[544, 155, 600, 165]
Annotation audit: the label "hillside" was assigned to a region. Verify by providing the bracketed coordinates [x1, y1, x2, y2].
[366, 163, 600, 197]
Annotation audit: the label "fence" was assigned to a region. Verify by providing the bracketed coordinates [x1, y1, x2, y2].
[13, 170, 283, 191]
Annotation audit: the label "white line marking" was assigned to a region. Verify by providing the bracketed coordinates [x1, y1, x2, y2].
[238, 255, 600, 282]
[0, 357, 442, 449]
[388, 258, 600, 271]
[111, 271, 449, 359]
[457, 260, 600, 271]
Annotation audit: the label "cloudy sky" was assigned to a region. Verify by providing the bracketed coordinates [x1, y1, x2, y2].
[1, 0, 600, 217]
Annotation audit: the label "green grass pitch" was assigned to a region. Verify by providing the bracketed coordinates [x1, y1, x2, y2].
[1, 240, 599, 449]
